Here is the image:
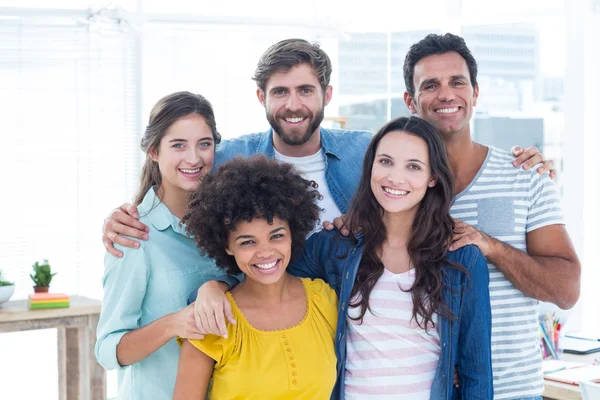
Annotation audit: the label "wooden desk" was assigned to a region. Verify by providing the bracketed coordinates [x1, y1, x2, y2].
[543, 352, 599, 400]
[0, 296, 105, 400]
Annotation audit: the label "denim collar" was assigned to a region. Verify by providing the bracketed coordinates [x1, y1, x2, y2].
[140, 187, 190, 237]
[257, 127, 342, 160]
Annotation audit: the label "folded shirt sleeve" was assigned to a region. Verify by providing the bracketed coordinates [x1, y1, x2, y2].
[95, 244, 150, 370]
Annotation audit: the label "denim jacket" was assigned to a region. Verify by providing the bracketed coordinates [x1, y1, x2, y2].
[214, 127, 372, 213]
[287, 229, 493, 400]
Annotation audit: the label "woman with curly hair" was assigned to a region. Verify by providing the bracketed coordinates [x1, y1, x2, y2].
[173, 155, 338, 400]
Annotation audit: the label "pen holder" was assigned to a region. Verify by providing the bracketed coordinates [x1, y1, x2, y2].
[539, 314, 562, 360]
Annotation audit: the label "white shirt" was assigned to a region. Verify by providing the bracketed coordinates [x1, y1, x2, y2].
[274, 148, 342, 234]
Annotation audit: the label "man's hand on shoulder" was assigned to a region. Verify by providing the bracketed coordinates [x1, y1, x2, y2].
[450, 219, 497, 257]
[102, 203, 149, 257]
[510, 145, 556, 180]
[323, 214, 350, 236]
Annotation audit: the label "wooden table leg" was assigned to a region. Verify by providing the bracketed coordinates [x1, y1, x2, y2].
[57, 320, 105, 400]
[58, 326, 82, 399]
[58, 327, 67, 400]
[88, 315, 106, 400]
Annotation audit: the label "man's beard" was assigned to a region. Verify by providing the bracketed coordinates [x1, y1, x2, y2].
[267, 107, 325, 146]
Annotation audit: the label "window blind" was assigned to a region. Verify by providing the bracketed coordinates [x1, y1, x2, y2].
[0, 16, 141, 301]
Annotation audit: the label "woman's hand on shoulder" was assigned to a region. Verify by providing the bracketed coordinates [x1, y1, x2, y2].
[171, 304, 206, 340]
[192, 281, 236, 338]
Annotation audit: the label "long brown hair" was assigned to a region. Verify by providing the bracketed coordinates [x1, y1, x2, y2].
[134, 91, 221, 206]
[346, 116, 466, 330]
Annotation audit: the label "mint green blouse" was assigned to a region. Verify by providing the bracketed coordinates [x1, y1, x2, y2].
[95, 187, 235, 400]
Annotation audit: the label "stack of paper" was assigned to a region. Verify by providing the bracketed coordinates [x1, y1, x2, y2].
[544, 364, 600, 386]
[28, 293, 70, 310]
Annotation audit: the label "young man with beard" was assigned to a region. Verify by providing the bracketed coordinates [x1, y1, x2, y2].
[402, 33, 580, 400]
[211, 39, 372, 231]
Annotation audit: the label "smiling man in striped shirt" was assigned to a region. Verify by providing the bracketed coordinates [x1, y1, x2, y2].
[403, 33, 581, 400]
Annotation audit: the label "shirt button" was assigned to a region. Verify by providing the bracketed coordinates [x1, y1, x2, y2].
[289, 355, 295, 360]
[291, 363, 296, 368]
[292, 371, 297, 376]
[292, 379, 298, 385]
[284, 341, 289, 345]
[286, 348, 291, 352]
[281, 334, 287, 339]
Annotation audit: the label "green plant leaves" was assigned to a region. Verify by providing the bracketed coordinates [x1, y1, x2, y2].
[30, 259, 56, 287]
[0, 269, 13, 286]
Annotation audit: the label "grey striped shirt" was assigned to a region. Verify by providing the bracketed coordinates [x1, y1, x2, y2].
[450, 146, 563, 399]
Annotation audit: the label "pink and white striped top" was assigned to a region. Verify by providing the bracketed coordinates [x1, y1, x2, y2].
[344, 268, 441, 399]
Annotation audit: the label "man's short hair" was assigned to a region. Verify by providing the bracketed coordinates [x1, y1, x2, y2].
[403, 33, 478, 98]
[252, 38, 332, 93]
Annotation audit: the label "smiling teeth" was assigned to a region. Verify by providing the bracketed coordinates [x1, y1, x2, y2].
[255, 261, 277, 269]
[384, 188, 409, 196]
[180, 168, 200, 174]
[436, 107, 458, 114]
[285, 117, 305, 123]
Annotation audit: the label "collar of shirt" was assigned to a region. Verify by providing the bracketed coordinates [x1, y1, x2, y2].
[256, 127, 342, 160]
[140, 187, 191, 238]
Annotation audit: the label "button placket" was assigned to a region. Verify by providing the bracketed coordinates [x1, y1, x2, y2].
[281, 332, 299, 389]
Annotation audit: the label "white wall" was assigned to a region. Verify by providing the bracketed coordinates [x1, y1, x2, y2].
[562, 0, 600, 333]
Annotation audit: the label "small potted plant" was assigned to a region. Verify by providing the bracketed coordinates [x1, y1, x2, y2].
[0, 269, 15, 307]
[30, 259, 57, 293]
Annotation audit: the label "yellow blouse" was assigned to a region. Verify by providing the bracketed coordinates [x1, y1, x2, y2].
[185, 277, 338, 400]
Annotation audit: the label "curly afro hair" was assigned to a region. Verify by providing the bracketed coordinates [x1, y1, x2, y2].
[183, 155, 322, 275]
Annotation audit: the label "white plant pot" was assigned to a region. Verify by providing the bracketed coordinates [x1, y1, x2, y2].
[0, 284, 16, 307]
